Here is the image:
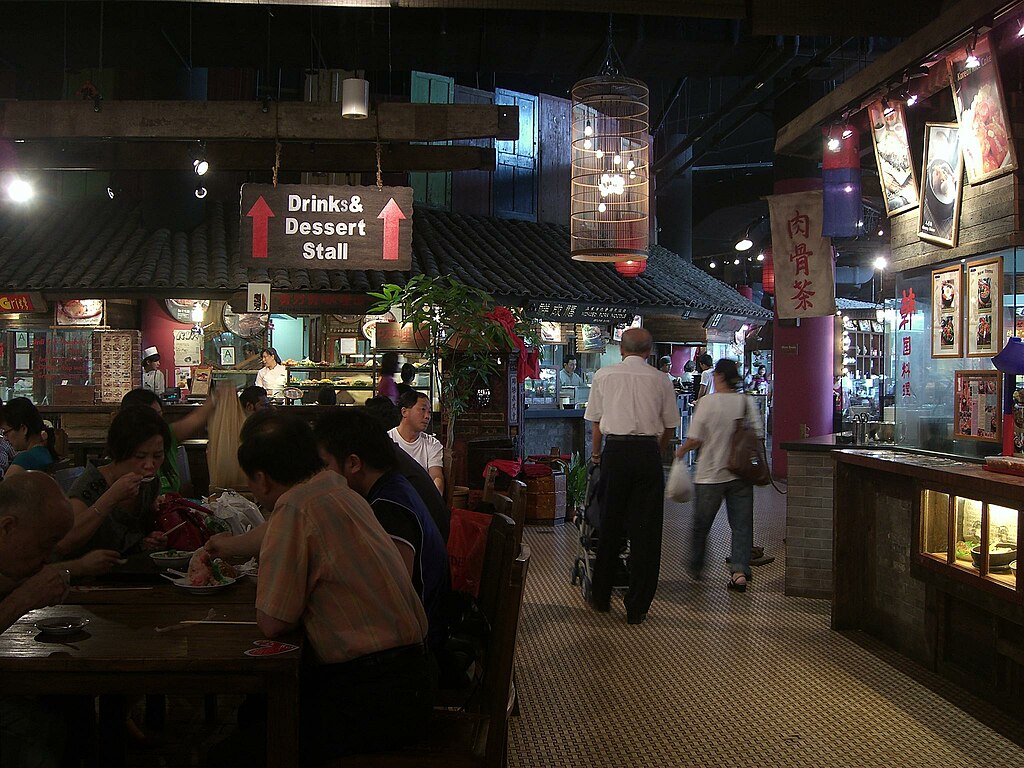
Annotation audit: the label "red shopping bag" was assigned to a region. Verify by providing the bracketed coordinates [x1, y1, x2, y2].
[447, 507, 492, 598]
[155, 494, 214, 551]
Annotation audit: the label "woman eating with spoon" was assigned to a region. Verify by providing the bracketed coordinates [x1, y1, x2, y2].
[57, 407, 170, 558]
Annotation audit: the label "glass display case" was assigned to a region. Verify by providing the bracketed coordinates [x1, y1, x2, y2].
[919, 487, 1019, 593]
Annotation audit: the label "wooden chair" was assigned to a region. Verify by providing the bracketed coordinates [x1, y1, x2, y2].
[481, 465, 498, 505]
[505, 480, 527, 545]
[329, 544, 532, 768]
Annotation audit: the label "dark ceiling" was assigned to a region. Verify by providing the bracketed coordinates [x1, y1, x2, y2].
[0, 1, 934, 297]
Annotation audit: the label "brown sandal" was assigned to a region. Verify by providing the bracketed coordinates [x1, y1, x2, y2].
[728, 573, 747, 592]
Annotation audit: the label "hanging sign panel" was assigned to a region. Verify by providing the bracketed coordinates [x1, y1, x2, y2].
[239, 184, 413, 270]
[766, 190, 836, 319]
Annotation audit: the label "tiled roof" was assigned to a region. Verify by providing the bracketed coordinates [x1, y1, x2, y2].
[0, 199, 769, 319]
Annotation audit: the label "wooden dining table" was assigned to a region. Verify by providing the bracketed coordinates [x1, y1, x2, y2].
[0, 579, 301, 767]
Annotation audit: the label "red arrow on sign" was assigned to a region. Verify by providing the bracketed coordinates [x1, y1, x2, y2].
[377, 198, 407, 262]
[246, 196, 275, 259]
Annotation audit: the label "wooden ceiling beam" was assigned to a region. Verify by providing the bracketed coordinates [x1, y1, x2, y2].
[0, 101, 519, 143]
[114, 0, 746, 19]
[11, 141, 497, 173]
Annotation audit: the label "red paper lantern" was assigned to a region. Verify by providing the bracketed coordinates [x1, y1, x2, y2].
[761, 247, 774, 296]
[615, 259, 646, 278]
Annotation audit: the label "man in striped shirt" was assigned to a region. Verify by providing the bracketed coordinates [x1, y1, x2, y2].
[239, 411, 433, 760]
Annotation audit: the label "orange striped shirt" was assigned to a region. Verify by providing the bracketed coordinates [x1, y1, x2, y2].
[256, 470, 427, 664]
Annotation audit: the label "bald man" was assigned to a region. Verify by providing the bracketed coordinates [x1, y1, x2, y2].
[584, 327, 679, 625]
[0, 472, 75, 633]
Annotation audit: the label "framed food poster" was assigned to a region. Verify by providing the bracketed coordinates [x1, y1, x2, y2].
[918, 123, 964, 247]
[931, 265, 962, 358]
[966, 256, 1002, 357]
[954, 369, 1001, 442]
[190, 365, 213, 398]
[947, 31, 1016, 184]
[56, 300, 104, 327]
[867, 99, 919, 216]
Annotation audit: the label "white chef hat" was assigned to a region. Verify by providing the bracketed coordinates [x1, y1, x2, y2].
[143, 346, 160, 361]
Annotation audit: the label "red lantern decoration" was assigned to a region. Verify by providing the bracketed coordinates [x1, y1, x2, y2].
[615, 259, 646, 278]
[761, 247, 774, 296]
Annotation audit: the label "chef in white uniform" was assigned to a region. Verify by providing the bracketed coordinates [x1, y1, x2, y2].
[141, 346, 166, 395]
[255, 347, 288, 398]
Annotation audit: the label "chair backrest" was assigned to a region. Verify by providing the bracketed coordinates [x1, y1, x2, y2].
[506, 479, 527, 544]
[475, 512, 516, 630]
[489, 492, 513, 519]
[53, 465, 86, 495]
[482, 544, 530, 760]
[481, 465, 498, 504]
[176, 444, 191, 486]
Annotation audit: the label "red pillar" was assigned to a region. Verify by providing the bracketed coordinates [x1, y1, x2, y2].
[769, 178, 834, 478]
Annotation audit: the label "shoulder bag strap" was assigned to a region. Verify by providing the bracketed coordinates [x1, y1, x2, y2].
[743, 394, 788, 495]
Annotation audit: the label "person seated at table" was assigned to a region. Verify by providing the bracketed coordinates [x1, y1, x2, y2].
[315, 384, 337, 406]
[0, 398, 61, 475]
[239, 385, 271, 416]
[396, 362, 417, 398]
[58, 407, 169, 559]
[120, 387, 215, 494]
[238, 411, 433, 760]
[389, 390, 444, 495]
[314, 409, 449, 650]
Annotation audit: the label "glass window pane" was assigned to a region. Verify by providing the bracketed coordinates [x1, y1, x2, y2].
[954, 496, 984, 572]
[920, 490, 950, 561]
[986, 504, 1018, 589]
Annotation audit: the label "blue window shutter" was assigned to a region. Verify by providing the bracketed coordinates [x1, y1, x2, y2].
[494, 88, 537, 221]
[410, 71, 454, 210]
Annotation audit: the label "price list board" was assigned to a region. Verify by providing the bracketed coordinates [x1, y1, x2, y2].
[527, 300, 636, 325]
[34, 334, 91, 381]
[92, 331, 141, 404]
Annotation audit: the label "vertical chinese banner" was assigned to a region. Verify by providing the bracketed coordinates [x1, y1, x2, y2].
[766, 190, 837, 319]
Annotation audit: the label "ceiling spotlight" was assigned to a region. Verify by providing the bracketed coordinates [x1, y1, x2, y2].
[1017, 18, 1024, 38]
[194, 186, 208, 200]
[877, 227, 884, 236]
[756, 252, 765, 262]
[881, 98, 895, 117]
[106, 186, 116, 200]
[873, 255, 888, 271]
[709, 261, 717, 269]
[735, 236, 753, 251]
[733, 258, 741, 266]
[193, 158, 209, 176]
[5, 177, 34, 203]
[840, 125, 854, 140]
[341, 77, 370, 119]
[906, 93, 919, 107]
[844, 184, 853, 193]
[965, 45, 980, 70]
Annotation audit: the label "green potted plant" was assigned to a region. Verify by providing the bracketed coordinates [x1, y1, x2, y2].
[565, 452, 589, 523]
[368, 275, 533, 446]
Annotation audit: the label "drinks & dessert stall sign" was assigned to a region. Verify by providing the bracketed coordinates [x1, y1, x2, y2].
[239, 184, 413, 270]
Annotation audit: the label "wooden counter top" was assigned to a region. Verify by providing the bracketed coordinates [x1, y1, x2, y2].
[834, 449, 1023, 505]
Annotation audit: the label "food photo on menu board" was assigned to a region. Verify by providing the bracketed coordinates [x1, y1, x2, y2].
[931, 265, 962, 358]
[948, 31, 1017, 184]
[954, 369, 1001, 441]
[918, 123, 964, 248]
[56, 300, 103, 327]
[966, 256, 1002, 357]
[868, 99, 919, 216]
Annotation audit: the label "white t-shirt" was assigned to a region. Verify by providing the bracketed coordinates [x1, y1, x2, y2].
[688, 392, 764, 484]
[255, 364, 289, 396]
[699, 368, 715, 396]
[388, 427, 444, 471]
[584, 355, 678, 436]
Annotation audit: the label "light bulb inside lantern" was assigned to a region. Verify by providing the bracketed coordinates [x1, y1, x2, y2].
[598, 202, 606, 213]
[596, 149, 604, 158]
[613, 154, 621, 165]
[584, 121, 594, 137]
[626, 160, 635, 170]
[629, 171, 636, 179]
[583, 138, 592, 150]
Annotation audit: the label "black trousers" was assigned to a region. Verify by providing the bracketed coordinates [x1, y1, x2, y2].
[591, 438, 665, 616]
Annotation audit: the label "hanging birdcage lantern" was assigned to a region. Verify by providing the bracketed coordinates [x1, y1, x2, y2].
[615, 259, 646, 278]
[571, 74, 649, 264]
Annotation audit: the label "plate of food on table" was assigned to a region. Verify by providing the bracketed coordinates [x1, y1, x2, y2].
[166, 550, 239, 594]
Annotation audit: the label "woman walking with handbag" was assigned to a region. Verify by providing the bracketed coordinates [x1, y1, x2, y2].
[676, 359, 763, 592]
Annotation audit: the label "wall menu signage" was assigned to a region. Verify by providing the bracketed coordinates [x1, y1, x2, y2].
[228, 291, 376, 315]
[527, 300, 635, 325]
[239, 184, 413, 270]
[0, 292, 46, 313]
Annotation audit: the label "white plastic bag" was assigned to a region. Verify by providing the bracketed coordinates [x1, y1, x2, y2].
[209, 489, 265, 535]
[665, 457, 694, 502]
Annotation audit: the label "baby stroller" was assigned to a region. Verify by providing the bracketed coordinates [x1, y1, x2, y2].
[570, 463, 630, 602]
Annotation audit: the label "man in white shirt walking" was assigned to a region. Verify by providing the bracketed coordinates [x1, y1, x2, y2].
[388, 390, 444, 495]
[584, 328, 678, 625]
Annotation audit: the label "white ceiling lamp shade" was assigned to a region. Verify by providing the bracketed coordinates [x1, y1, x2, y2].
[570, 75, 649, 263]
[341, 77, 370, 120]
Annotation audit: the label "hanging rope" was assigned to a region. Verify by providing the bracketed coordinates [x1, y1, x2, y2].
[273, 140, 281, 188]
